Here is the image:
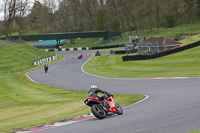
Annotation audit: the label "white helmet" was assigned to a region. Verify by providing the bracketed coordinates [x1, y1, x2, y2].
[91, 85, 97, 88]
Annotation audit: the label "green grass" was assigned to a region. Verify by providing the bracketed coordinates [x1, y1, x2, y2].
[0, 41, 145, 133]
[0, 42, 55, 76]
[188, 130, 200, 133]
[141, 23, 200, 39]
[0, 22, 200, 133]
[83, 42, 200, 79]
[0, 74, 144, 132]
[60, 22, 200, 49]
[0, 74, 93, 132]
[179, 34, 200, 46]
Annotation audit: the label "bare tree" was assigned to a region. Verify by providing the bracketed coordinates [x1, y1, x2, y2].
[2, 0, 199, 39]
[146, 0, 153, 32]
[80, 0, 99, 31]
[106, 0, 126, 39]
[3, 0, 17, 40]
[56, 0, 72, 32]
[184, 0, 196, 31]
[155, 0, 160, 32]
[15, 0, 30, 41]
[68, 0, 81, 32]
[43, 0, 57, 32]
[104, 0, 117, 31]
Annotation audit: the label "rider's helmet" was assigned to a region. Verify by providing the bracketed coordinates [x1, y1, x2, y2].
[91, 85, 97, 89]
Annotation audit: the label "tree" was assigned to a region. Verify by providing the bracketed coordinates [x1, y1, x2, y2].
[3, 0, 17, 40]
[28, 1, 43, 28]
[56, 0, 72, 32]
[67, 0, 82, 32]
[80, 0, 99, 31]
[15, 0, 30, 40]
[146, 0, 153, 32]
[43, 0, 57, 32]
[2, 0, 199, 39]
[28, 1, 53, 33]
[155, 0, 160, 32]
[197, 0, 200, 18]
[104, 0, 118, 31]
[109, 0, 126, 39]
[95, 7, 106, 30]
[184, 0, 196, 31]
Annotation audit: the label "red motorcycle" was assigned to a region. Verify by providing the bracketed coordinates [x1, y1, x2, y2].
[84, 93, 123, 119]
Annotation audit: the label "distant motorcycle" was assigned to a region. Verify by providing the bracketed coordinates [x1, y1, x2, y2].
[44, 64, 48, 73]
[78, 53, 83, 59]
[84, 93, 123, 119]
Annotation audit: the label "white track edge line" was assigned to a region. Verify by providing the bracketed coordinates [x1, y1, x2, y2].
[81, 57, 200, 80]
[25, 72, 38, 84]
[123, 95, 149, 109]
[15, 95, 149, 133]
[81, 57, 141, 80]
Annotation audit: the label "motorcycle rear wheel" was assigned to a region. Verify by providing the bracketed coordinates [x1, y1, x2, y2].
[91, 104, 106, 119]
[116, 103, 123, 115]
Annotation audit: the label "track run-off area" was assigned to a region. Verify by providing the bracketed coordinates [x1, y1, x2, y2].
[26, 51, 200, 133]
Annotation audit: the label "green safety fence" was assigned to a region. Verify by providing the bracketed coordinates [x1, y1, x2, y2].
[0, 31, 121, 41]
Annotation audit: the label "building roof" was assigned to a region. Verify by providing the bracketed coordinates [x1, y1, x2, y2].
[144, 37, 182, 46]
[138, 37, 182, 47]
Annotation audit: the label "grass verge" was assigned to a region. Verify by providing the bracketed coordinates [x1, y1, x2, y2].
[0, 73, 145, 133]
[188, 130, 200, 133]
[83, 42, 200, 79]
[0, 42, 145, 133]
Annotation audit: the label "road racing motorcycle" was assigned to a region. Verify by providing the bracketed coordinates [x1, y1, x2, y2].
[84, 93, 123, 119]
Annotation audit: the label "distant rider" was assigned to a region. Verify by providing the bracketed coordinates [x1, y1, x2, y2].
[44, 63, 48, 73]
[88, 85, 110, 108]
[78, 53, 83, 59]
[95, 51, 101, 56]
[110, 48, 115, 54]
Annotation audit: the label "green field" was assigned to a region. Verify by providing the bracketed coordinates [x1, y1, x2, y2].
[0, 41, 145, 133]
[189, 130, 200, 133]
[60, 23, 200, 49]
[83, 36, 200, 79]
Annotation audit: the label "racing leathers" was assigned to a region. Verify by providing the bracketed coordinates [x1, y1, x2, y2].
[88, 88, 110, 108]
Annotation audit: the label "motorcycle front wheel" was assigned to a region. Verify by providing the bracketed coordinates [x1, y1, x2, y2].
[116, 103, 123, 115]
[91, 104, 106, 119]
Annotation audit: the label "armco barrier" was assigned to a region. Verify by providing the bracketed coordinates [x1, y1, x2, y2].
[90, 44, 120, 50]
[122, 41, 200, 61]
[115, 49, 137, 54]
[115, 50, 126, 54]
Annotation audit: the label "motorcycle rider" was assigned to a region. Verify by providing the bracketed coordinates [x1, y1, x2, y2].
[44, 63, 48, 73]
[88, 85, 110, 109]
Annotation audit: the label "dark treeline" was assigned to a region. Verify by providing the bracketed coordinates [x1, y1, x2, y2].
[1, 0, 200, 40]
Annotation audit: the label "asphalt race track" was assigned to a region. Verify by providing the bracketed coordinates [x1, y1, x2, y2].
[27, 51, 200, 133]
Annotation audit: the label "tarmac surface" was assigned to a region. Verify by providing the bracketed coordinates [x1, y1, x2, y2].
[27, 51, 200, 133]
